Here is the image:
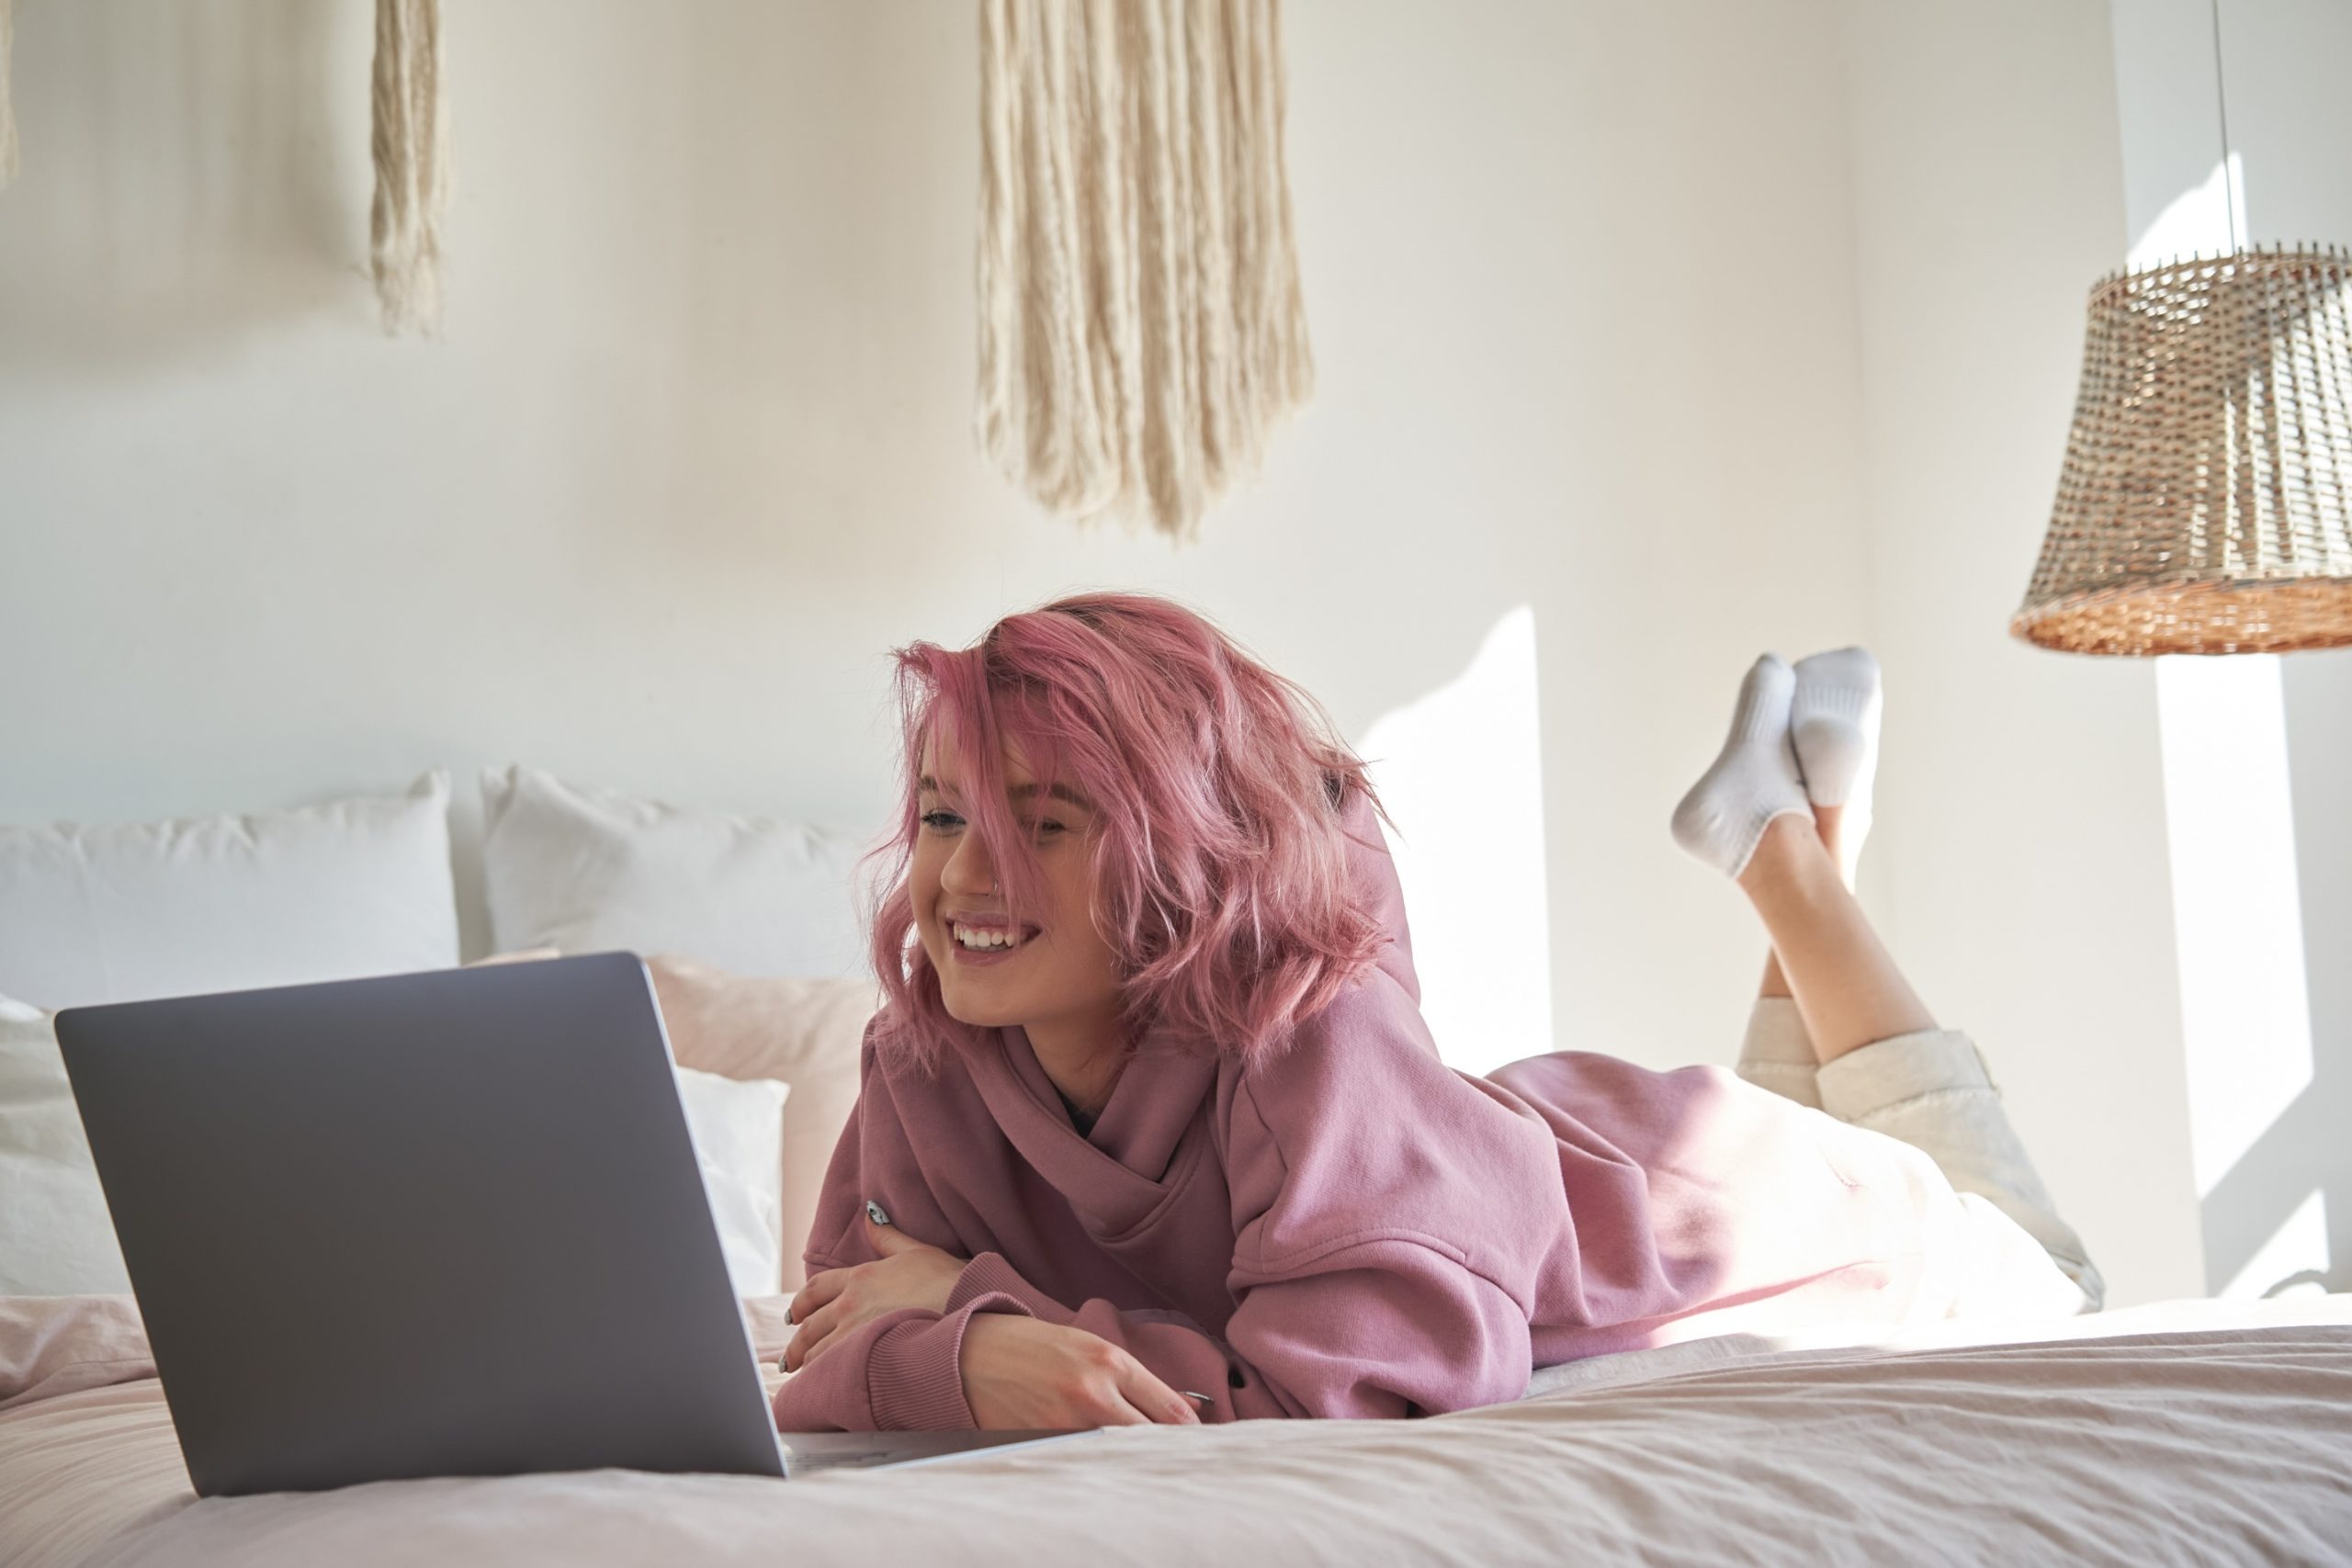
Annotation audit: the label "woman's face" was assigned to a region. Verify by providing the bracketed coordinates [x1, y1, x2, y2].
[911, 737, 1127, 1048]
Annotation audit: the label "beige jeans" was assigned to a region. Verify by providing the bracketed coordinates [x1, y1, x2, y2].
[1737, 997, 2106, 1316]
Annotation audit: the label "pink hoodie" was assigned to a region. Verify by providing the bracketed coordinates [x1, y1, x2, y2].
[774, 792, 1949, 1429]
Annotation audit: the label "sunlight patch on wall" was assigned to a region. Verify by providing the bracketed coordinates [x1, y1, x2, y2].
[2219, 1188, 2332, 1301]
[1361, 606, 1554, 1077]
[2132, 153, 2245, 264]
[2155, 654, 2315, 1203]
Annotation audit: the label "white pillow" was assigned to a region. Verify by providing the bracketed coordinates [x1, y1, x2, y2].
[0, 774, 460, 1010]
[674, 1066, 790, 1300]
[0, 994, 131, 1296]
[0, 992, 790, 1303]
[481, 766, 866, 978]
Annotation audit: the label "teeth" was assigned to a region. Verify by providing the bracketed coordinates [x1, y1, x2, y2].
[953, 923, 1027, 951]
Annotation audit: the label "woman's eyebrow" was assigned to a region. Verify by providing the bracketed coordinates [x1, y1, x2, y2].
[1008, 782, 1093, 811]
[916, 774, 1091, 811]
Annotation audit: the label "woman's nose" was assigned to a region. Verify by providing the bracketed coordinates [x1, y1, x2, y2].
[941, 831, 997, 897]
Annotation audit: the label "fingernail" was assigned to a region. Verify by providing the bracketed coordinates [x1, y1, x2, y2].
[865, 1200, 891, 1225]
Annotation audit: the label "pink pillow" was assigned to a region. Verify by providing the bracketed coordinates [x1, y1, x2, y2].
[646, 957, 876, 1294]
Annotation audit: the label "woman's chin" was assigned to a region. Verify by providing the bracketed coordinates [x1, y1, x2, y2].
[938, 984, 1023, 1029]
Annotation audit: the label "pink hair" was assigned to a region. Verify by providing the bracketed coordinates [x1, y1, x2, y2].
[862, 592, 1391, 1070]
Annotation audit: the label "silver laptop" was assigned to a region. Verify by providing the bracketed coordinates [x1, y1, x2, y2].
[55, 953, 1083, 1494]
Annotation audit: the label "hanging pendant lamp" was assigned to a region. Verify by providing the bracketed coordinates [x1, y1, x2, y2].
[2011, 243, 2352, 654]
[2011, 0, 2352, 656]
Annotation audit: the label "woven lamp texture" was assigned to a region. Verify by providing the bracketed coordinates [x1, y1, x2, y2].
[2013, 244, 2352, 655]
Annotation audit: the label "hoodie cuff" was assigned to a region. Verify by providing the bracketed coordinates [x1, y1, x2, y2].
[865, 1289, 1039, 1431]
[946, 1251, 1080, 1325]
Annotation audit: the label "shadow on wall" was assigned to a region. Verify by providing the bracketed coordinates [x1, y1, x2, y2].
[1359, 605, 1555, 1079]
[2194, 651, 2352, 1299]
[0, 0, 370, 367]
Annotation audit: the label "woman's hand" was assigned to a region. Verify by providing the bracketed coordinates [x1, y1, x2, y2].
[958, 1314, 1204, 1429]
[784, 1213, 968, 1371]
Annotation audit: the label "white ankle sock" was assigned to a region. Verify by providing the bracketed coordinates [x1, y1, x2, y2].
[1672, 654, 1811, 879]
[1790, 647, 1882, 809]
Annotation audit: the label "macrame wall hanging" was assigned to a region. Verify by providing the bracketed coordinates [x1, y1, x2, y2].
[978, 0, 1314, 540]
[369, 0, 448, 335]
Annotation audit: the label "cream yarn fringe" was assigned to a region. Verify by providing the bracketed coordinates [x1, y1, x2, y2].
[370, 0, 447, 334]
[1, 0, 19, 192]
[978, 0, 1314, 539]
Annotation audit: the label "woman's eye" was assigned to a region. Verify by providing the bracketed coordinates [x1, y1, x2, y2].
[920, 809, 963, 831]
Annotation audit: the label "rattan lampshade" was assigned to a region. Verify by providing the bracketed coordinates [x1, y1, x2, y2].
[2012, 244, 2352, 655]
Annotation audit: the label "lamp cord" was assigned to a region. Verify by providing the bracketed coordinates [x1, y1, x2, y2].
[2210, 0, 2243, 253]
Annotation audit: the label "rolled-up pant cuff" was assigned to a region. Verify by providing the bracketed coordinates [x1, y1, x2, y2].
[1735, 996, 1822, 1110]
[1731, 1000, 2106, 1314]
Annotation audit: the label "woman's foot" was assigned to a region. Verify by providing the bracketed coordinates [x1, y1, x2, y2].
[1671, 654, 1812, 879]
[1791, 648, 1881, 887]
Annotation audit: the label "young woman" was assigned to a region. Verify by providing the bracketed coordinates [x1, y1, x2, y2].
[773, 593, 2101, 1432]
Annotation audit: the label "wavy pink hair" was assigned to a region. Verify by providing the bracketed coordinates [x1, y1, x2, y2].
[862, 592, 1391, 1070]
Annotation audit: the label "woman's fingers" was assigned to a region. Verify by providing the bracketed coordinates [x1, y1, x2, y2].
[786, 1267, 848, 1328]
[784, 1297, 847, 1371]
[1096, 1396, 1153, 1427]
[1110, 1350, 1202, 1425]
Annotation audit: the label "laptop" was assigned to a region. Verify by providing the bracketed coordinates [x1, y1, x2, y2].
[54, 952, 1088, 1494]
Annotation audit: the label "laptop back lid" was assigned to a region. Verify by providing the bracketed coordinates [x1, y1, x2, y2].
[55, 953, 785, 1495]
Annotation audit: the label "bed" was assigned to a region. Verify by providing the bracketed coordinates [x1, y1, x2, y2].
[4, 771, 2348, 1565]
[5, 1292, 2349, 1566]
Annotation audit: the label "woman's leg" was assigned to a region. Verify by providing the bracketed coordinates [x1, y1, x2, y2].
[1739, 804, 1854, 1106]
[1737, 813, 1929, 1064]
[1756, 801, 1852, 1001]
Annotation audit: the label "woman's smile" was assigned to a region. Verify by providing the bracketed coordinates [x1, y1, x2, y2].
[945, 918, 1044, 964]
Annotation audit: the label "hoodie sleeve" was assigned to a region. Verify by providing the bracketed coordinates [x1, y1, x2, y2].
[820, 1236, 1529, 1427]
[772, 1025, 1124, 1431]
[771, 1290, 1039, 1431]
[1059, 1244, 1532, 1421]
[773, 1022, 992, 1432]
